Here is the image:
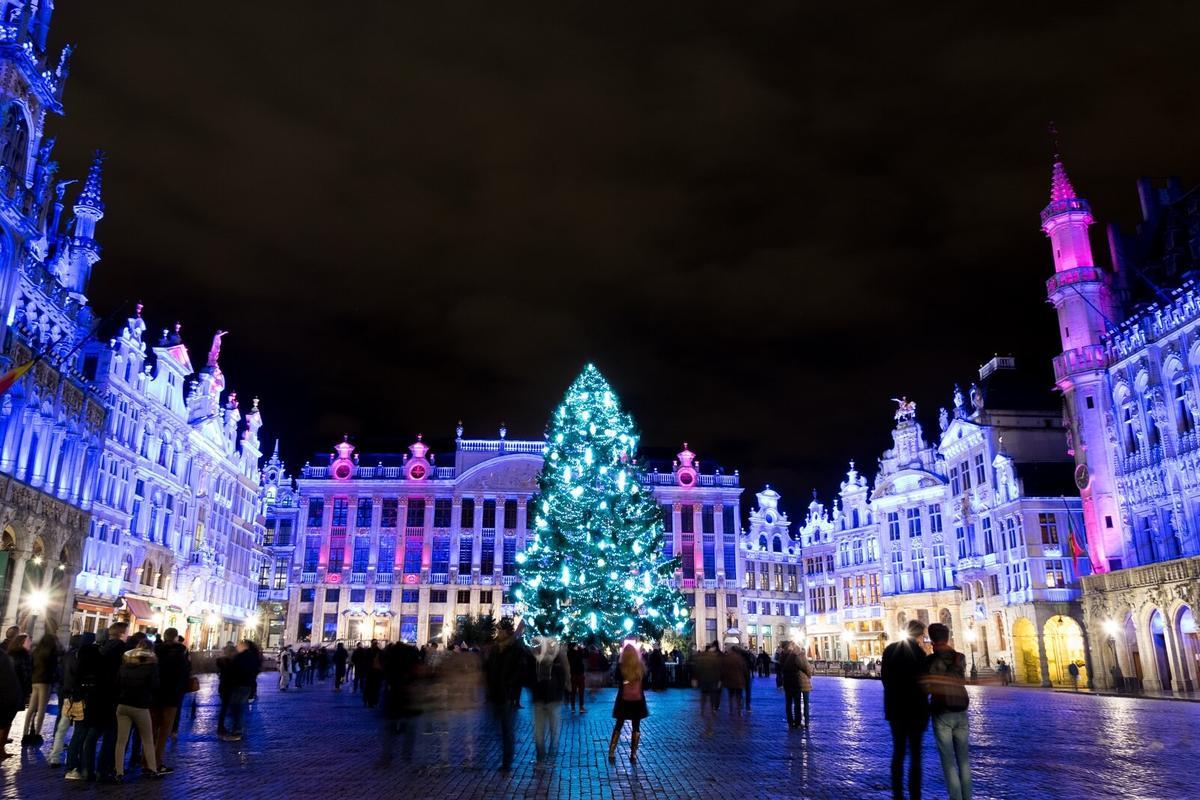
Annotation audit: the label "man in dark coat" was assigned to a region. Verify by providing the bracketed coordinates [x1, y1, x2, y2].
[83, 622, 129, 782]
[150, 628, 190, 771]
[377, 640, 421, 765]
[881, 620, 930, 800]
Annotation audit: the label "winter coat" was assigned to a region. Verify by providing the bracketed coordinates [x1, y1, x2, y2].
[924, 645, 969, 715]
[9, 648, 32, 701]
[153, 640, 191, 707]
[228, 649, 261, 689]
[720, 651, 747, 689]
[0, 649, 20, 710]
[691, 650, 721, 689]
[117, 648, 160, 709]
[780, 650, 813, 692]
[86, 638, 129, 723]
[881, 638, 930, 726]
[381, 642, 422, 719]
[567, 647, 585, 676]
[31, 643, 59, 684]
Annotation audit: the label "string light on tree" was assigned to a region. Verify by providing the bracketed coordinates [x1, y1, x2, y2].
[513, 364, 690, 646]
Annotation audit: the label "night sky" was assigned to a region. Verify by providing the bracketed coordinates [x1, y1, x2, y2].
[47, 3, 1200, 518]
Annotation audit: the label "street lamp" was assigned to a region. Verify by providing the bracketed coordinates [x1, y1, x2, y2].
[841, 630, 854, 662]
[245, 612, 261, 641]
[964, 628, 978, 675]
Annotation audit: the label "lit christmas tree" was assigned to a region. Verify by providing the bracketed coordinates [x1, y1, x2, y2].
[513, 364, 690, 646]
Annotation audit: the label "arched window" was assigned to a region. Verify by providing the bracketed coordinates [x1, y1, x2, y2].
[0, 103, 29, 180]
[758, 535, 767, 550]
[772, 537, 783, 553]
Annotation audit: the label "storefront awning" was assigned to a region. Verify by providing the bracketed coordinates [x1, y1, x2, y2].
[124, 598, 157, 621]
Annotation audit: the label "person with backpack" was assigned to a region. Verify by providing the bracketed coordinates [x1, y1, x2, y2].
[923, 623, 971, 800]
[530, 636, 568, 764]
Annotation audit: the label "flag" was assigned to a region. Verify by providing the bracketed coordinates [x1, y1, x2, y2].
[0, 360, 35, 397]
[1067, 528, 1086, 574]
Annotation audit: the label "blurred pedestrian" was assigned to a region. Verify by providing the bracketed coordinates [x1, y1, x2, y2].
[24, 632, 59, 743]
[882, 620, 930, 800]
[531, 636, 568, 764]
[692, 643, 722, 733]
[221, 640, 260, 741]
[377, 640, 421, 766]
[567, 642, 586, 712]
[483, 618, 527, 772]
[923, 623, 971, 800]
[0, 639, 20, 759]
[608, 643, 648, 764]
[779, 640, 813, 729]
[48, 633, 85, 766]
[757, 648, 771, 678]
[721, 645, 747, 716]
[215, 643, 237, 736]
[333, 642, 349, 690]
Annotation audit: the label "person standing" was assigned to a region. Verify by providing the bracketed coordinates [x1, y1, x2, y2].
[923, 623, 971, 800]
[222, 641, 260, 741]
[63, 632, 101, 780]
[531, 636, 568, 764]
[720, 645, 747, 716]
[84, 623, 130, 783]
[113, 637, 163, 781]
[215, 644, 237, 736]
[151, 628, 190, 773]
[351, 643, 367, 694]
[691, 643, 722, 732]
[483, 618, 527, 772]
[881, 620, 930, 800]
[277, 646, 293, 691]
[757, 648, 771, 678]
[333, 642, 349, 691]
[566, 643, 586, 713]
[363, 641, 384, 708]
[48, 634, 85, 765]
[779, 641, 813, 729]
[23, 633, 59, 744]
[0, 640, 21, 759]
[1068, 661, 1080, 691]
[608, 644, 649, 764]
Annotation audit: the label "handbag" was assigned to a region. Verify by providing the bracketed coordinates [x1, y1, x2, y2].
[620, 679, 642, 701]
[187, 676, 201, 693]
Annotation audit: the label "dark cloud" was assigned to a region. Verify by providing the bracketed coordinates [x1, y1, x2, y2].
[48, 1, 1200, 513]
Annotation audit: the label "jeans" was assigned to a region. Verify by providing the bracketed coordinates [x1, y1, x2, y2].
[227, 687, 252, 734]
[889, 719, 927, 800]
[379, 717, 415, 763]
[84, 721, 117, 778]
[492, 702, 516, 768]
[48, 708, 73, 763]
[114, 705, 156, 776]
[569, 674, 585, 710]
[726, 687, 744, 714]
[532, 701, 561, 761]
[784, 688, 810, 727]
[65, 720, 91, 773]
[24, 683, 51, 736]
[933, 711, 972, 800]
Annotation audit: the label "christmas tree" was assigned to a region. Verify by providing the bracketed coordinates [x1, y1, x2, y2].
[513, 364, 690, 646]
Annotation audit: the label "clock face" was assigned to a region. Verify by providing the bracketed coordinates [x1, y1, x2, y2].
[1074, 463, 1090, 490]
[409, 463, 427, 480]
[678, 470, 695, 487]
[333, 462, 352, 481]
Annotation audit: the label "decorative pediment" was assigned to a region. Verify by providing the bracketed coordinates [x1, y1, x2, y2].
[455, 454, 542, 492]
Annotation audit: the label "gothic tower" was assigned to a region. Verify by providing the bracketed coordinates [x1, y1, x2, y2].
[1044, 159, 1124, 572]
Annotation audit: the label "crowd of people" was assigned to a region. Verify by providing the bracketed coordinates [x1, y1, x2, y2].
[0, 622, 262, 784]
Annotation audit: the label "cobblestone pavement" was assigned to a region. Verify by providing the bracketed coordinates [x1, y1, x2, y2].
[1, 673, 1196, 800]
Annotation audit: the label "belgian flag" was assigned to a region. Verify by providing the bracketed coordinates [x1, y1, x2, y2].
[0, 358, 36, 398]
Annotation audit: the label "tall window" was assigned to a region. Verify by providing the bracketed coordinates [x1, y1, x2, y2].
[982, 517, 995, 554]
[974, 453, 987, 486]
[891, 550, 903, 586]
[503, 499, 518, 529]
[352, 536, 370, 573]
[377, 535, 395, 574]
[787, 564, 798, 592]
[888, 512, 901, 541]
[356, 498, 373, 528]
[1123, 404, 1139, 453]
[482, 499, 496, 529]
[1038, 513, 1059, 545]
[328, 534, 346, 572]
[432, 534, 451, 575]
[702, 534, 716, 579]
[928, 504, 942, 533]
[434, 499, 453, 528]
[869, 574, 880, 604]
[722, 533, 737, 579]
[406, 498, 425, 528]
[907, 507, 922, 537]
[480, 533, 495, 573]
[961, 461, 972, 491]
[403, 536, 422, 574]
[722, 505, 736, 534]
[932, 543, 947, 588]
[1045, 559, 1067, 588]
[681, 532, 695, 579]
[273, 559, 288, 589]
[502, 536, 517, 576]
[866, 538, 878, 562]
[852, 539, 863, 564]
[911, 544, 925, 590]
[843, 577, 853, 607]
[955, 526, 967, 559]
[663, 506, 673, 533]
[950, 466, 960, 495]
[460, 498, 475, 528]
[381, 499, 398, 528]
[680, 505, 694, 534]
[1175, 379, 1193, 434]
[458, 536, 473, 572]
[332, 498, 349, 527]
[701, 505, 715, 533]
[303, 535, 320, 572]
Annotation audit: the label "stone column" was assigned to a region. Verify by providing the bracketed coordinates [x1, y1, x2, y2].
[1, 549, 30, 628]
[421, 495, 434, 574]
[1035, 626, 1053, 687]
[1078, 615, 1097, 689]
[1161, 608, 1190, 693]
[471, 496, 483, 577]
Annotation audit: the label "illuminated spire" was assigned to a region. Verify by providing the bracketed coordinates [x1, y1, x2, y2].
[1050, 160, 1077, 203]
[75, 150, 105, 217]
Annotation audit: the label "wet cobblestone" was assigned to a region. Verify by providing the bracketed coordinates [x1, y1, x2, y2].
[0, 674, 1196, 799]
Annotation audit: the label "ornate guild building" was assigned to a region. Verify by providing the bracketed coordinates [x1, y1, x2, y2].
[1046, 161, 1200, 692]
[0, 3, 107, 638]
